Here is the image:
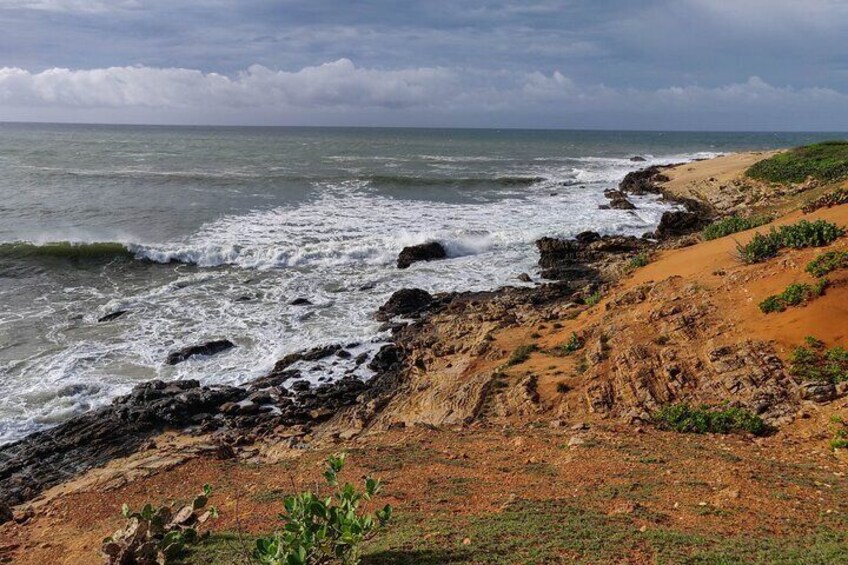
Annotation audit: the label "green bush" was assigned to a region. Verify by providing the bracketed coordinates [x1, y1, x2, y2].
[789, 336, 848, 383]
[653, 403, 767, 436]
[628, 253, 650, 269]
[506, 344, 537, 366]
[254, 454, 392, 565]
[702, 215, 773, 241]
[746, 141, 848, 184]
[806, 250, 848, 277]
[737, 220, 844, 263]
[554, 332, 583, 356]
[758, 280, 828, 313]
[583, 290, 602, 307]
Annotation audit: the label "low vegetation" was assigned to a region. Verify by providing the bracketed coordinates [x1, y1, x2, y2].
[102, 484, 218, 565]
[803, 187, 848, 214]
[653, 403, 767, 436]
[758, 280, 828, 314]
[627, 253, 650, 269]
[788, 337, 848, 384]
[746, 141, 848, 184]
[806, 250, 848, 277]
[702, 215, 773, 241]
[830, 416, 848, 450]
[506, 344, 537, 366]
[553, 332, 584, 356]
[584, 290, 602, 307]
[737, 219, 844, 263]
[253, 453, 392, 565]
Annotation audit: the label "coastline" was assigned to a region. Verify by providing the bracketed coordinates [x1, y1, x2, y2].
[3, 147, 848, 563]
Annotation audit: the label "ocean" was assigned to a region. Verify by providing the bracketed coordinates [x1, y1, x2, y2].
[0, 124, 841, 444]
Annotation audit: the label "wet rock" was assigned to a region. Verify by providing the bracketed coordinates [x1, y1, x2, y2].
[575, 231, 601, 244]
[619, 165, 670, 195]
[603, 190, 637, 210]
[517, 273, 532, 282]
[397, 241, 447, 269]
[290, 380, 311, 393]
[98, 310, 128, 323]
[166, 340, 235, 365]
[630, 156, 647, 162]
[268, 345, 343, 374]
[654, 211, 708, 240]
[0, 502, 11, 524]
[289, 298, 312, 306]
[376, 288, 434, 321]
[369, 344, 403, 374]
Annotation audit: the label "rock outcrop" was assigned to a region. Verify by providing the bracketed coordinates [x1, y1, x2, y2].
[397, 242, 447, 269]
[165, 340, 235, 365]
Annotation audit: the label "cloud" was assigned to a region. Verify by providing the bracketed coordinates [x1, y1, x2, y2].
[0, 61, 847, 130]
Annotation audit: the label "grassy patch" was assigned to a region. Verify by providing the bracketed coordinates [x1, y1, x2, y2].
[806, 250, 848, 277]
[552, 332, 583, 356]
[653, 403, 768, 436]
[746, 141, 848, 184]
[737, 219, 844, 263]
[702, 215, 773, 241]
[788, 336, 848, 384]
[505, 344, 537, 367]
[758, 280, 828, 313]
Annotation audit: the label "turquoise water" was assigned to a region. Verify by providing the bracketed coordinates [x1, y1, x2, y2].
[0, 124, 843, 443]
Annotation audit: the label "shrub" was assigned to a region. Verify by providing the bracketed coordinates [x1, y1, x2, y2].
[702, 215, 773, 241]
[737, 220, 844, 263]
[506, 344, 537, 366]
[746, 141, 848, 184]
[102, 485, 218, 565]
[788, 337, 848, 384]
[758, 280, 828, 313]
[554, 332, 583, 356]
[254, 454, 392, 565]
[803, 188, 848, 213]
[653, 404, 767, 436]
[584, 291, 602, 307]
[628, 253, 650, 269]
[807, 250, 848, 277]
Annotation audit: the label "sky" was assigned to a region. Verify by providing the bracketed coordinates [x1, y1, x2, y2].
[0, 0, 847, 130]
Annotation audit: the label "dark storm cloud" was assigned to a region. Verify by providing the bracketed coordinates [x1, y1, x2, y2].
[0, 0, 846, 129]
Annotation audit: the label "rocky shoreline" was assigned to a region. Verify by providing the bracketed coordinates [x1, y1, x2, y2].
[0, 159, 785, 514]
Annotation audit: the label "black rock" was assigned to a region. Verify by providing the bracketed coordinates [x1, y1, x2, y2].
[654, 211, 708, 239]
[368, 344, 403, 374]
[604, 190, 637, 210]
[629, 156, 647, 162]
[98, 310, 128, 323]
[574, 231, 601, 244]
[289, 298, 312, 306]
[376, 288, 434, 321]
[397, 241, 447, 269]
[517, 273, 532, 282]
[166, 339, 235, 365]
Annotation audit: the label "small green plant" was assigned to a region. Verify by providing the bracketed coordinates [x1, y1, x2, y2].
[653, 404, 767, 436]
[584, 290, 602, 307]
[737, 220, 844, 263]
[254, 454, 392, 565]
[554, 332, 583, 356]
[803, 187, 848, 213]
[806, 250, 848, 277]
[103, 484, 218, 564]
[628, 253, 650, 270]
[702, 215, 773, 241]
[746, 141, 848, 184]
[506, 344, 537, 366]
[788, 337, 848, 383]
[758, 280, 828, 313]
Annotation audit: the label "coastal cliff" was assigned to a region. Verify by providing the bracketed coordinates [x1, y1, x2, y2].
[3, 146, 848, 564]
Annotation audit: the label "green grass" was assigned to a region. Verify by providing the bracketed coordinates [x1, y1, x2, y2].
[628, 253, 650, 269]
[584, 290, 602, 307]
[806, 250, 848, 277]
[758, 280, 828, 313]
[803, 187, 848, 213]
[552, 332, 583, 356]
[505, 344, 537, 367]
[191, 502, 848, 565]
[789, 336, 848, 384]
[737, 220, 844, 263]
[653, 404, 768, 436]
[702, 215, 773, 241]
[746, 141, 848, 184]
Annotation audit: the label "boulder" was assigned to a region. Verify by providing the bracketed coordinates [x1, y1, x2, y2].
[517, 273, 532, 282]
[376, 288, 434, 321]
[397, 241, 447, 269]
[98, 310, 128, 323]
[289, 298, 312, 306]
[166, 340, 235, 365]
[603, 190, 637, 210]
[654, 211, 708, 239]
[629, 156, 647, 162]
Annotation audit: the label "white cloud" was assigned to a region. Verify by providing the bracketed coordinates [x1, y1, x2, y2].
[0, 61, 846, 129]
